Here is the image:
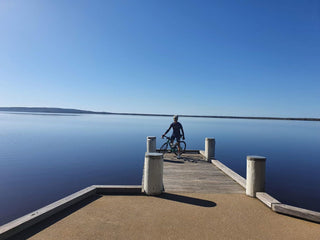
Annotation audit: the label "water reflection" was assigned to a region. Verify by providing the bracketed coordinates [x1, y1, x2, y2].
[0, 113, 319, 225]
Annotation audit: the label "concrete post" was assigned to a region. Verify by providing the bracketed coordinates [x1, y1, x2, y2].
[246, 155, 266, 197]
[143, 152, 163, 195]
[205, 138, 215, 162]
[146, 136, 156, 153]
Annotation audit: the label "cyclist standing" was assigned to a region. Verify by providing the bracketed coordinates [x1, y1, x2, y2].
[162, 115, 185, 159]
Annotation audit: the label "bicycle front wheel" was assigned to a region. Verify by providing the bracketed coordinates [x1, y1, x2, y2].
[180, 141, 186, 153]
[174, 141, 186, 155]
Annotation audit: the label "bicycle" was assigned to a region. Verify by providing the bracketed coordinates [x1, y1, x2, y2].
[159, 136, 186, 156]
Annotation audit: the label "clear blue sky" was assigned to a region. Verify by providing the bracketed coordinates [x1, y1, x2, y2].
[0, 0, 319, 117]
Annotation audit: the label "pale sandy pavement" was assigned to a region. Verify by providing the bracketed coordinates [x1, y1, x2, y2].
[13, 193, 319, 240]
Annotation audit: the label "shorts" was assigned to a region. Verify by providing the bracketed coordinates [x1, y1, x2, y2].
[171, 135, 181, 142]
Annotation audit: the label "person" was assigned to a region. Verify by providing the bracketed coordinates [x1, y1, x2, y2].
[162, 115, 185, 159]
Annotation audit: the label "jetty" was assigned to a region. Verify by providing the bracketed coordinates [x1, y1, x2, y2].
[1, 138, 320, 240]
[162, 152, 244, 194]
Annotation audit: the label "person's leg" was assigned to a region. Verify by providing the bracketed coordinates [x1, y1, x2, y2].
[170, 135, 175, 146]
[177, 137, 181, 158]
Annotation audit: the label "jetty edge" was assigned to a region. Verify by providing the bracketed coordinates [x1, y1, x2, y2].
[0, 186, 142, 240]
[198, 152, 320, 223]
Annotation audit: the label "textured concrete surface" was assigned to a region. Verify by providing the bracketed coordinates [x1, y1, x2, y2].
[12, 193, 320, 240]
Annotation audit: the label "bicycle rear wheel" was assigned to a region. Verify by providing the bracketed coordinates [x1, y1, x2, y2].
[174, 141, 186, 155]
[159, 143, 168, 156]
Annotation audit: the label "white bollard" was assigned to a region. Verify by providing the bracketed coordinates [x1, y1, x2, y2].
[205, 138, 215, 162]
[146, 136, 156, 153]
[143, 152, 163, 195]
[246, 155, 266, 197]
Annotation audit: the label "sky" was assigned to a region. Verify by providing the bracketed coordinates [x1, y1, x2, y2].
[0, 0, 319, 117]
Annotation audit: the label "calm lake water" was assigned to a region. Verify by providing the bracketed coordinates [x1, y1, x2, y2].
[0, 113, 319, 225]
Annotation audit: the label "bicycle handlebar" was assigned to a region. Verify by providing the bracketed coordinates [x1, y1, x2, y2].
[162, 135, 171, 140]
[163, 135, 185, 140]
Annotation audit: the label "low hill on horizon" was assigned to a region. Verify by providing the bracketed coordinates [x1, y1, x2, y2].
[0, 107, 319, 121]
[0, 107, 99, 114]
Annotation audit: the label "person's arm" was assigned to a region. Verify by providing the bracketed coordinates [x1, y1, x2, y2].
[162, 124, 172, 138]
[180, 124, 185, 140]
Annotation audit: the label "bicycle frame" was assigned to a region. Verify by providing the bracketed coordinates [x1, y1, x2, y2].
[160, 136, 186, 155]
[164, 137, 178, 152]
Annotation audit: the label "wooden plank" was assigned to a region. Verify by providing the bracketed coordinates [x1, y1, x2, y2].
[163, 153, 244, 193]
[256, 192, 280, 208]
[272, 203, 320, 223]
[156, 149, 200, 154]
[211, 160, 246, 188]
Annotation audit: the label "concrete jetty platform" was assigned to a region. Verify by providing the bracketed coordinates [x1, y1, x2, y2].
[9, 193, 320, 240]
[2, 153, 320, 239]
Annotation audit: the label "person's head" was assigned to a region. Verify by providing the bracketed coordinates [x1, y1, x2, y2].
[173, 115, 178, 122]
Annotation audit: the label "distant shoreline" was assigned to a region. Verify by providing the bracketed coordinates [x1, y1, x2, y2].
[0, 107, 319, 122]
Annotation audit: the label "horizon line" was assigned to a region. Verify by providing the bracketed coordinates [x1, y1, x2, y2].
[0, 107, 319, 122]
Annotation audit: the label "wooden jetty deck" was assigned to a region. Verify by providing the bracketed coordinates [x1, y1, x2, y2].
[162, 153, 244, 194]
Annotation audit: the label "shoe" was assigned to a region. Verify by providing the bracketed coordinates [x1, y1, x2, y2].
[177, 154, 181, 159]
